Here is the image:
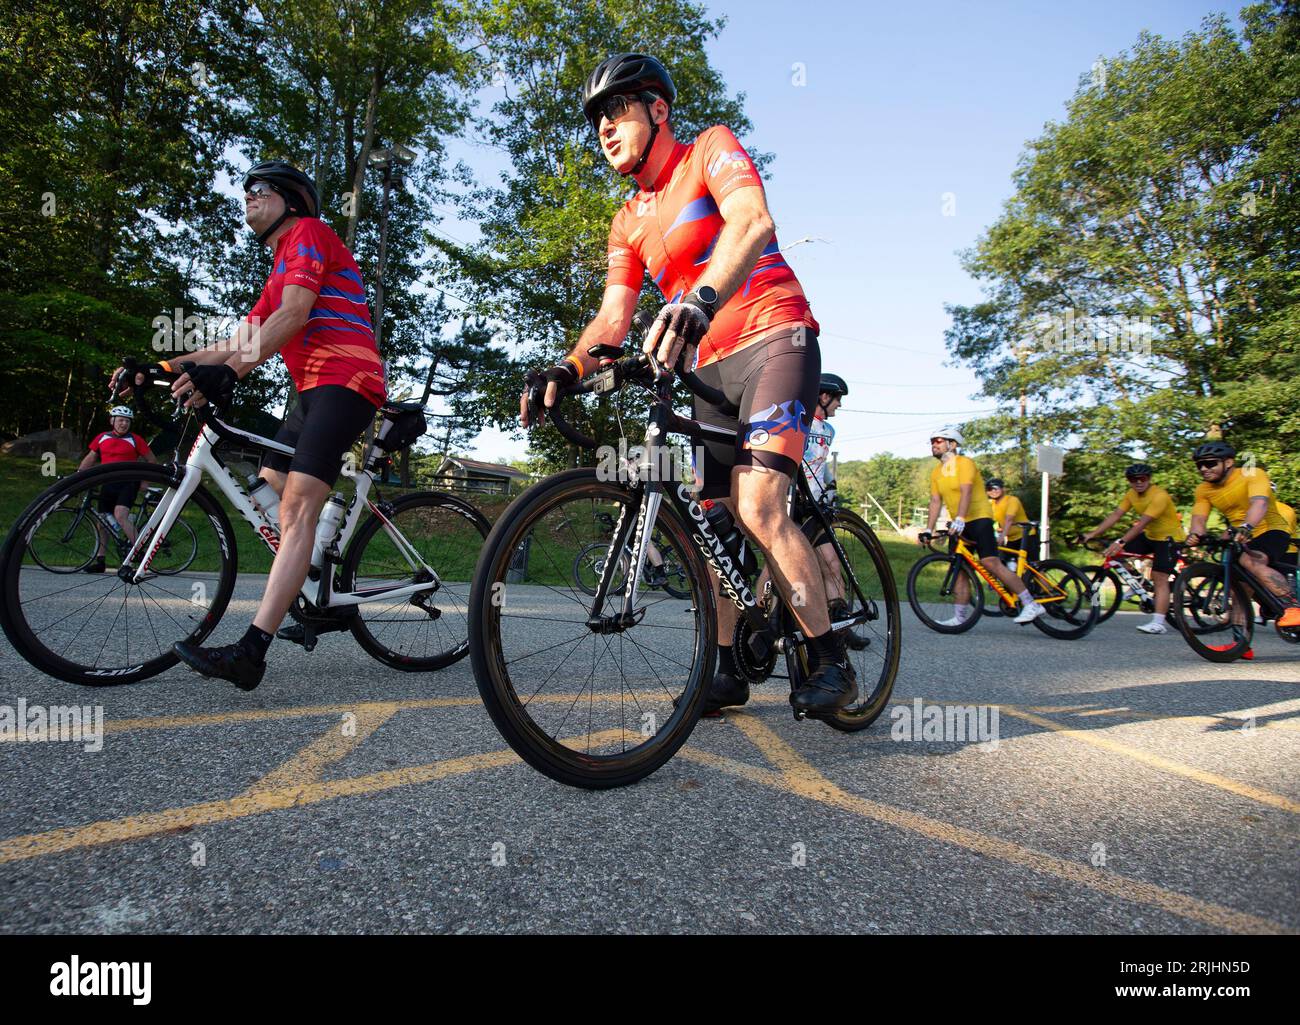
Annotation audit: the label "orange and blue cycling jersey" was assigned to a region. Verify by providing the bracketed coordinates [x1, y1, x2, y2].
[246, 218, 387, 407]
[606, 125, 819, 369]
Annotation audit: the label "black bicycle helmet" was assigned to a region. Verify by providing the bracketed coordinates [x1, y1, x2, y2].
[582, 54, 676, 175]
[1192, 440, 1235, 461]
[985, 477, 1005, 489]
[243, 160, 319, 242]
[818, 373, 849, 397]
[1124, 463, 1154, 479]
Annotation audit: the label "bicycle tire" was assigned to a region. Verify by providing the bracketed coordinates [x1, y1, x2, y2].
[1172, 561, 1255, 662]
[1082, 564, 1123, 623]
[26, 507, 98, 574]
[790, 508, 901, 732]
[342, 490, 491, 671]
[572, 540, 628, 597]
[906, 551, 984, 634]
[468, 469, 716, 789]
[1027, 559, 1099, 639]
[0, 463, 238, 685]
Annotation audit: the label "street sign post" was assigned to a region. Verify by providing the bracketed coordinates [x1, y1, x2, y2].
[1035, 444, 1065, 560]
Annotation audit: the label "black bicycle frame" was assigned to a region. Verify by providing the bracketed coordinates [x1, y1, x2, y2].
[582, 398, 872, 659]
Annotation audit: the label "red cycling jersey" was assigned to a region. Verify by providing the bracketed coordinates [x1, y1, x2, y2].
[89, 431, 153, 464]
[246, 218, 387, 406]
[606, 125, 819, 369]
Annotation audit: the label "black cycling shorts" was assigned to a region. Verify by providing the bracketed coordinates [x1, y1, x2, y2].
[263, 385, 380, 486]
[691, 324, 821, 500]
[949, 517, 999, 560]
[1127, 534, 1178, 574]
[98, 480, 140, 514]
[1245, 529, 1294, 573]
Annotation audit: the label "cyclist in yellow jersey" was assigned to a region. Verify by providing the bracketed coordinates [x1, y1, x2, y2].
[986, 478, 1028, 553]
[1186, 441, 1300, 630]
[1273, 483, 1297, 558]
[919, 427, 1045, 626]
[1082, 463, 1184, 634]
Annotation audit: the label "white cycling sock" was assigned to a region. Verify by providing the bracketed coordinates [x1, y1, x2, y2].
[953, 603, 973, 623]
[1017, 589, 1034, 605]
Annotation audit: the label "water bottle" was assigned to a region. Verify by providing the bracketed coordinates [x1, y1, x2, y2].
[702, 500, 755, 575]
[311, 495, 348, 569]
[247, 475, 281, 528]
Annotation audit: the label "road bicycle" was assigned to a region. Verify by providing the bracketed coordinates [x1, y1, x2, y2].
[571, 510, 690, 599]
[907, 525, 1098, 638]
[467, 337, 901, 789]
[28, 480, 198, 576]
[1171, 535, 1300, 662]
[0, 358, 489, 685]
[1076, 536, 1186, 624]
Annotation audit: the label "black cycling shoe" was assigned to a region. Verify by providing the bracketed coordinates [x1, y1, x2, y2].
[702, 672, 749, 715]
[790, 660, 858, 714]
[828, 599, 870, 650]
[173, 641, 266, 691]
[644, 565, 669, 588]
[276, 623, 308, 645]
[83, 558, 106, 574]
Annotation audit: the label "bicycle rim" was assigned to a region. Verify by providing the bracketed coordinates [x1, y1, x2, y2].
[468, 470, 716, 788]
[343, 491, 490, 671]
[1173, 561, 1255, 661]
[906, 552, 984, 633]
[1027, 560, 1099, 639]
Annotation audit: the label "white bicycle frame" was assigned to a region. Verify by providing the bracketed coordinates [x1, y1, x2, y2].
[119, 414, 441, 610]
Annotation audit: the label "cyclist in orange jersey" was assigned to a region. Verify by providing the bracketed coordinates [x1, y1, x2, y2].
[520, 54, 853, 717]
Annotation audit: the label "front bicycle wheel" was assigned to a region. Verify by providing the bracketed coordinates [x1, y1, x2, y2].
[0, 464, 238, 685]
[790, 509, 901, 731]
[1082, 565, 1123, 623]
[1027, 559, 1099, 639]
[906, 552, 984, 634]
[1172, 561, 1255, 661]
[26, 507, 99, 573]
[468, 469, 716, 789]
[341, 491, 490, 671]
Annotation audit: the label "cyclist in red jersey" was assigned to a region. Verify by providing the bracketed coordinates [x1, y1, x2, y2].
[112, 161, 387, 689]
[521, 54, 856, 716]
[77, 405, 159, 572]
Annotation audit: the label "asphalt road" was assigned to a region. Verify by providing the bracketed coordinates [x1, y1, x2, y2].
[2, 577, 1297, 934]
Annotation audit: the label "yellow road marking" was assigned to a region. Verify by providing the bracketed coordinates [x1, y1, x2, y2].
[1000, 706, 1300, 813]
[0, 729, 630, 866]
[244, 703, 399, 797]
[720, 713, 1291, 935]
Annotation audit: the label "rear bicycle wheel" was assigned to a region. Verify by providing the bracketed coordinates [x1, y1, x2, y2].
[0, 464, 238, 685]
[468, 469, 716, 789]
[26, 507, 99, 573]
[342, 490, 490, 671]
[789, 509, 900, 731]
[1027, 559, 1099, 639]
[906, 552, 984, 634]
[572, 540, 628, 597]
[1172, 561, 1255, 661]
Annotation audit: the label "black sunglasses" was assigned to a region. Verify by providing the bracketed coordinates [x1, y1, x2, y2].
[1194, 459, 1222, 470]
[590, 92, 651, 129]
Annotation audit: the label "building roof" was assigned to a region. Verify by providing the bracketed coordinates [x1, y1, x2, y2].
[438, 456, 531, 480]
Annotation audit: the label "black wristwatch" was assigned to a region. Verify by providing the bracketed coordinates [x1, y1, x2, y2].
[687, 285, 719, 320]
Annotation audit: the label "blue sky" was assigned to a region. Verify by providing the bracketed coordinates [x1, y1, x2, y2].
[453, 0, 1241, 465]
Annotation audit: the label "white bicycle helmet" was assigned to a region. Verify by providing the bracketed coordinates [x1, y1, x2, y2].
[932, 424, 964, 446]
[109, 406, 134, 420]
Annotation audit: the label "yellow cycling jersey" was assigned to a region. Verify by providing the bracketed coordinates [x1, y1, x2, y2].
[1278, 501, 1296, 553]
[1119, 484, 1186, 542]
[1192, 467, 1290, 533]
[992, 494, 1028, 541]
[931, 455, 994, 522]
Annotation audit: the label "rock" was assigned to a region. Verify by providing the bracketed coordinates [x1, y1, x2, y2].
[0, 428, 82, 461]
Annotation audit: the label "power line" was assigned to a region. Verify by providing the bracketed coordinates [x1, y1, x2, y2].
[839, 406, 1000, 416]
[819, 329, 947, 355]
